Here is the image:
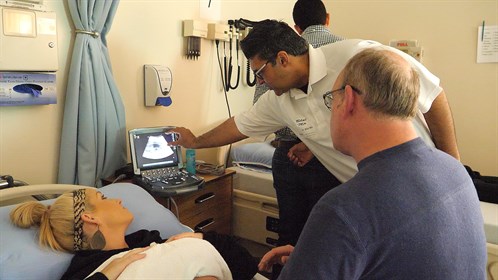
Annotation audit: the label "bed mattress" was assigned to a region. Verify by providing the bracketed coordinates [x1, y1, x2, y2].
[228, 166, 275, 198]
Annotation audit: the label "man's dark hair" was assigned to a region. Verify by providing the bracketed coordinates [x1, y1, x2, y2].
[292, 0, 327, 30]
[240, 20, 308, 63]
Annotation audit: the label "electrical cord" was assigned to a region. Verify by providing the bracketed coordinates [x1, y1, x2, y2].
[196, 162, 225, 176]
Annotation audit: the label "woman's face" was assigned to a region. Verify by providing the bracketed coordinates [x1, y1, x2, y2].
[85, 189, 134, 228]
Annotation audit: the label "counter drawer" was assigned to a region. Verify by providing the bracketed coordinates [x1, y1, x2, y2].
[180, 199, 232, 234]
[174, 176, 232, 218]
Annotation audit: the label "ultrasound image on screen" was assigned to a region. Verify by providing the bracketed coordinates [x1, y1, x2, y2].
[142, 135, 173, 159]
[133, 132, 179, 169]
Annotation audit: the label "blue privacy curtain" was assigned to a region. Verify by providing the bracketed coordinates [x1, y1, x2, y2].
[58, 0, 126, 187]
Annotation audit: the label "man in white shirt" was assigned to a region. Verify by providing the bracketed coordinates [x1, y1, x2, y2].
[250, 2, 346, 266]
[171, 20, 459, 179]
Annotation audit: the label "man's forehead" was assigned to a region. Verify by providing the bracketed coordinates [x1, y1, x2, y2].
[334, 71, 345, 87]
[249, 56, 264, 68]
[249, 55, 264, 63]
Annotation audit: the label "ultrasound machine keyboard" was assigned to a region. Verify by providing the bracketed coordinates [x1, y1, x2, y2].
[133, 168, 205, 197]
[142, 167, 186, 185]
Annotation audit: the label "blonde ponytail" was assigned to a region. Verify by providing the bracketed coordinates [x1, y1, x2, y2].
[9, 191, 92, 253]
[10, 201, 47, 228]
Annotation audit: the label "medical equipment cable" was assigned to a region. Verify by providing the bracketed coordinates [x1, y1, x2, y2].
[215, 40, 232, 118]
[246, 61, 256, 86]
[223, 41, 229, 92]
[169, 197, 180, 219]
[227, 26, 233, 91]
[196, 162, 225, 176]
[215, 39, 234, 168]
[112, 174, 127, 184]
[228, 28, 241, 90]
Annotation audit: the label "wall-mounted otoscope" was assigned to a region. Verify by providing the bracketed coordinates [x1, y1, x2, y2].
[225, 18, 262, 89]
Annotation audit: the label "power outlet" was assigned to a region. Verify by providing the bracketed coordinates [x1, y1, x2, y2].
[266, 216, 279, 233]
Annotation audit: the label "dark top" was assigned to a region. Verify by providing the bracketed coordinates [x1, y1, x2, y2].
[279, 138, 487, 279]
[60, 230, 257, 280]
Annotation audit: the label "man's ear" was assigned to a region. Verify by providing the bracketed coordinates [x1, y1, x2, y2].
[276, 51, 289, 66]
[325, 13, 330, 26]
[343, 85, 357, 115]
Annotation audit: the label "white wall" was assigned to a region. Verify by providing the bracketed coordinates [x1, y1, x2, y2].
[327, 0, 498, 175]
[0, 1, 70, 184]
[0, 0, 496, 185]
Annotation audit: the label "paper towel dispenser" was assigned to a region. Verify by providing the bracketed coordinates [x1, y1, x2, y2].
[0, 72, 56, 106]
[0, 4, 58, 71]
[144, 65, 173, 107]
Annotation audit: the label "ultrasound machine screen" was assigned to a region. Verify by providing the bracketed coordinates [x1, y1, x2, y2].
[132, 131, 179, 172]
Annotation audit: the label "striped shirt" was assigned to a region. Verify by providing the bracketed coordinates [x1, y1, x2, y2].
[253, 25, 344, 141]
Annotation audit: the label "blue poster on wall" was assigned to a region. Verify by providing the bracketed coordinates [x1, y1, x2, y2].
[0, 72, 56, 106]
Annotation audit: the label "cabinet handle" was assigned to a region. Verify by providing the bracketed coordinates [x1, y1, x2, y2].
[195, 218, 215, 231]
[195, 192, 215, 204]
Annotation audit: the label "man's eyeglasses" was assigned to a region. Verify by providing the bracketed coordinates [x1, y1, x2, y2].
[323, 87, 345, 110]
[323, 85, 362, 110]
[254, 61, 269, 80]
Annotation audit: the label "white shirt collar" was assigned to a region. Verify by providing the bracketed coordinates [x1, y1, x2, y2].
[290, 44, 327, 99]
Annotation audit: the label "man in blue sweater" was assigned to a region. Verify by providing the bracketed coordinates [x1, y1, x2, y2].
[259, 48, 487, 279]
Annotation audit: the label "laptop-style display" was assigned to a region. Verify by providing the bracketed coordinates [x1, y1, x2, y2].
[128, 126, 204, 196]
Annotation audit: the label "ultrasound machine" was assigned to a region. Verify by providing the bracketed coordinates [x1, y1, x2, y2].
[128, 126, 204, 197]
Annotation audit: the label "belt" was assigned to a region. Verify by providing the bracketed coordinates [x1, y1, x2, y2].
[270, 140, 302, 149]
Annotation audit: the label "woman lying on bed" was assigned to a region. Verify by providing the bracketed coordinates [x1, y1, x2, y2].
[10, 188, 258, 280]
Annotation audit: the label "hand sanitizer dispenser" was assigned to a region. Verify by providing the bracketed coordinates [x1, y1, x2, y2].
[144, 65, 173, 107]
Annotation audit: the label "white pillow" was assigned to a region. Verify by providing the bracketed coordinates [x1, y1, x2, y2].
[231, 142, 275, 171]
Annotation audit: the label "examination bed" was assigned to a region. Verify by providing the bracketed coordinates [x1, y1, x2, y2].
[227, 140, 279, 248]
[0, 183, 268, 280]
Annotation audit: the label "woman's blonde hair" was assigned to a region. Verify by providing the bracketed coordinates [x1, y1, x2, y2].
[9, 189, 95, 252]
